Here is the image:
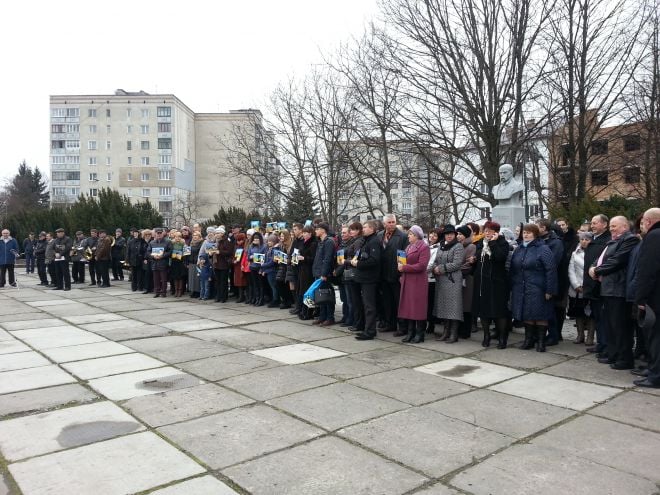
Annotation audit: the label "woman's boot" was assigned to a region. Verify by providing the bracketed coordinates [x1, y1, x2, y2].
[585, 318, 595, 346]
[436, 321, 450, 341]
[536, 325, 547, 352]
[573, 318, 585, 344]
[237, 287, 246, 303]
[446, 320, 459, 343]
[402, 321, 416, 343]
[520, 324, 535, 350]
[411, 320, 426, 343]
[481, 318, 491, 347]
[496, 318, 509, 349]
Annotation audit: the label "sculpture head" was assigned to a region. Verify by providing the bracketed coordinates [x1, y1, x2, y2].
[498, 164, 514, 184]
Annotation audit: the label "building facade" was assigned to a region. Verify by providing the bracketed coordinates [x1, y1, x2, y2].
[49, 90, 265, 225]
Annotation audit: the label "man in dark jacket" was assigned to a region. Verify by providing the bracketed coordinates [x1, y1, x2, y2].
[95, 230, 113, 288]
[312, 222, 337, 326]
[147, 228, 173, 297]
[84, 229, 99, 286]
[377, 214, 408, 333]
[634, 208, 660, 387]
[70, 231, 87, 284]
[590, 216, 640, 369]
[52, 228, 72, 291]
[111, 228, 126, 281]
[23, 233, 35, 274]
[353, 220, 382, 340]
[537, 219, 565, 344]
[126, 228, 146, 292]
[583, 214, 612, 354]
[34, 231, 49, 285]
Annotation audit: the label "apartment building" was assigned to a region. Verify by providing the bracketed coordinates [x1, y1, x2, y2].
[49, 90, 266, 225]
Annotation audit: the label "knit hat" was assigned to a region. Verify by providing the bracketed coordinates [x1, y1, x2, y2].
[246, 228, 255, 236]
[409, 225, 424, 239]
[217, 226, 226, 234]
[443, 224, 456, 234]
[206, 226, 216, 234]
[456, 226, 471, 238]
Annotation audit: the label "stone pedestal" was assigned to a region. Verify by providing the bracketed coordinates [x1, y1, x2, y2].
[492, 205, 526, 230]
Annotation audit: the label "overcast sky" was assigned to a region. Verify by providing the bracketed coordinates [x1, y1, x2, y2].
[0, 0, 380, 184]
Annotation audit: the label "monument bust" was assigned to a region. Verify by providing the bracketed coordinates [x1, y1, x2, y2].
[492, 163, 524, 206]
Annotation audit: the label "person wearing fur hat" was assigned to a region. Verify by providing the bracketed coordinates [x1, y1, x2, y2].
[433, 224, 465, 343]
[398, 225, 431, 343]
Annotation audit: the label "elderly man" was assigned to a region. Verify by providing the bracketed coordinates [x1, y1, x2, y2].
[52, 228, 73, 291]
[0, 229, 19, 288]
[111, 228, 126, 281]
[95, 230, 113, 288]
[377, 213, 409, 334]
[84, 229, 99, 286]
[634, 208, 660, 387]
[589, 216, 639, 369]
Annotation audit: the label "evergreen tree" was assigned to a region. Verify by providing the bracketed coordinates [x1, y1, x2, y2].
[32, 166, 50, 207]
[284, 182, 318, 224]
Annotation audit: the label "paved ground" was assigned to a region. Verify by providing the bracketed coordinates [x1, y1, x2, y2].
[1, 272, 659, 495]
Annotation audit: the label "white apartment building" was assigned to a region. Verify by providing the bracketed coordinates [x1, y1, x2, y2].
[49, 90, 266, 225]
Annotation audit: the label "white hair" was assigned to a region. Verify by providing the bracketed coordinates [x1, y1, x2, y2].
[383, 213, 396, 222]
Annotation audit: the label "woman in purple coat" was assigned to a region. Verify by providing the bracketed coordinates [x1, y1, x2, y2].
[398, 225, 431, 344]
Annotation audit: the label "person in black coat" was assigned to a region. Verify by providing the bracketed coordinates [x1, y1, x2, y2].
[634, 208, 660, 387]
[312, 222, 336, 326]
[583, 214, 612, 355]
[537, 219, 565, 345]
[127, 228, 147, 292]
[589, 216, 640, 369]
[377, 214, 409, 333]
[147, 228, 173, 297]
[33, 232, 49, 285]
[353, 220, 382, 340]
[344, 223, 365, 332]
[23, 233, 36, 274]
[296, 226, 317, 320]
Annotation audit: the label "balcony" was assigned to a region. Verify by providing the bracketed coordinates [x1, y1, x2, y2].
[157, 132, 172, 139]
[51, 148, 66, 154]
[157, 116, 172, 123]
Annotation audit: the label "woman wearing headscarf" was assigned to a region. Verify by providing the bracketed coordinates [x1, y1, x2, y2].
[433, 224, 465, 343]
[398, 225, 431, 343]
[457, 225, 476, 339]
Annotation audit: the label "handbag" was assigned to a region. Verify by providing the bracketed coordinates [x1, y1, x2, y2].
[314, 281, 336, 304]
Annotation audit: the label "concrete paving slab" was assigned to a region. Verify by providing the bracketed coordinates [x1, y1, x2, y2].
[221, 365, 336, 400]
[0, 365, 76, 395]
[415, 357, 525, 387]
[414, 483, 461, 495]
[299, 355, 395, 380]
[533, 415, 660, 482]
[8, 431, 205, 495]
[426, 389, 575, 438]
[122, 335, 237, 363]
[0, 318, 64, 331]
[0, 329, 12, 341]
[62, 313, 128, 325]
[489, 373, 620, 410]
[0, 312, 52, 323]
[589, 390, 660, 432]
[339, 405, 513, 477]
[88, 366, 203, 401]
[242, 320, 346, 342]
[545, 340, 593, 357]
[0, 401, 144, 461]
[250, 343, 346, 364]
[116, 308, 185, 323]
[0, 384, 97, 417]
[11, 327, 107, 349]
[0, 473, 10, 495]
[268, 382, 409, 430]
[413, 337, 486, 355]
[450, 443, 659, 495]
[211, 313, 269, 326]
[45, 304, 106, 317]
[0, 351, 50, 372]
[191, 328, 295, 351]
[150, 476, 238, 494]
[0, 340, 31, 355]
[90, 324, 172, 341]
[475, 346, 567, 370]
[352, 347, 452, 370]
[223, 436, 426, 495]
[25, 299, 77, 307]
[80, 320, 147, 332]
[39, 341, 134, 363]
[122, 383, 253, 427]
[161, 319, 228, 332]
[310, 335, 397, 353]
[62, 353, 166, 379]
[541, 357, 637, 388]
[178, 352, 281, 381]
[348, 368, 472, 405]
[158, 404, 323, 469]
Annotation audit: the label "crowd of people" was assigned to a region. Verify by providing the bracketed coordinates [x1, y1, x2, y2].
[4, 207, 660, 388]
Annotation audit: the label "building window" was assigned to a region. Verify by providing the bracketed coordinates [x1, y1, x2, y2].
[126, 108, 132, 118]
[51, 156, 65, 165]
[141, 125, 149, 134]
[88, 140, 97, 150]
[157, 106, 171, 117]
[89, 173, 98, 181]
[623, 134, 641, 152]
[106, 109, 111, 118]
[53, 187, 66, 196]
[88, 157, 97, 165]
[52, 171, 80, 181]
[127, 125, 132, 134]
[561, 144, 573, 167]
[51, 140, 65, 149]
[66, 124, 79, 133]
[51, 108, 66, 118]
[141, 157, 150, 166]
[159, 187, 171, 196]
[65, 140, 80, 150]
[142, 188, 150, 197]
[88, 109, 97, 118]
[624, 166, 641, 184]
[106, 157, 111, 166]
[106, 140, 111, 150]
[479, 183, 489, 194]
[159, 201, 173, 213]
[158, 154, 172, 165]
[127, 156, 132, 165]
[66, 155, 80, 165]
[89, 188, 98, 197]
[158, 170, 171, 180]
[128, 173, 134, 182]
[88, 125, 97, 133]
[591, 170, 609, 186]
[141, 108, 149, 118]
[51, 124, 64, 133]
[106, 172, 112, 182]
[158, 122, 171, 132]
[66, 108, 79, 118]
[126, 140, 132, 150]
[158, 138, 172, 149]
[141, 173, 150, 181]
[479, 206, 492, 219]
[591, 139, 608, 155]
[126, 188, 132, 197]
[526, 204, 541, 218]
[140, 140, 150, 150]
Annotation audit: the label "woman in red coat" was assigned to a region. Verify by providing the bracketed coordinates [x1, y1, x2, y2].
[398, 225, 431, 343]
[232, 233, 249, 302]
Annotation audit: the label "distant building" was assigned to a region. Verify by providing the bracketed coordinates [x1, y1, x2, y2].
[49, 90, 270, 225]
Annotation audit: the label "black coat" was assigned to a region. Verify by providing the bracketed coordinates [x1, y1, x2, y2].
[593, 231, 640, 299]
[297, 237, 317, 294]
[472, 236, 511, 319]
[377, 229, 408, 282]
[312, 236, 335, 279]
[355, 233, 382, 284]
[635, 221, 660, 313]
[34, 239, 47, 260]
[112, 236, 126, 261]
[582, 231, 612, 300]
[127, 237, 147, 267]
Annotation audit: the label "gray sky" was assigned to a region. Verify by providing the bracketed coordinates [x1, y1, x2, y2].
[0, 0, 379, 183]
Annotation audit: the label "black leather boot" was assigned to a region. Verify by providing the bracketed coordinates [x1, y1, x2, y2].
[520, 324, 535, 350]
[446, 320, 459, 343]
[411, 320, 426, 343]
[401, 323, 416, 343]
[536, 325, 547, 352]
[481, 318, 491, 347]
